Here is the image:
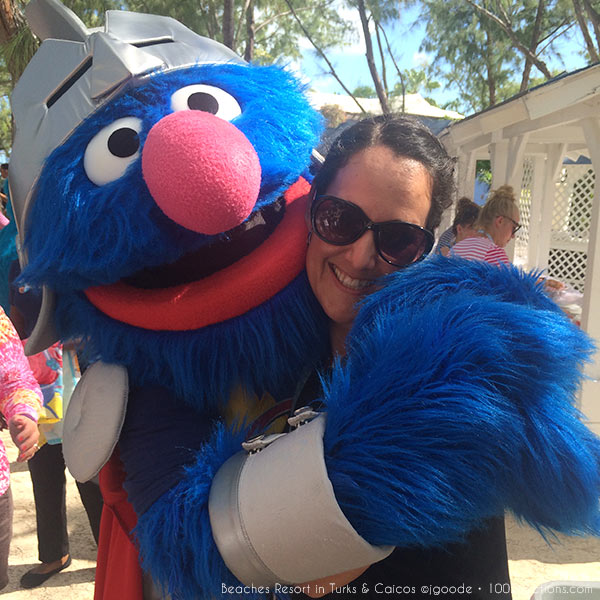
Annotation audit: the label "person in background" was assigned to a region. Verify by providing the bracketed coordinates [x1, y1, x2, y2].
[8, 260, 103, 589]
[0, 307, 42, 590]
[0, 164, 8, 214]
[434, 197, 480, 257]
[434, 196, 472, 255]
[0, 162, 18, 313]
[451, 185, 519, 266]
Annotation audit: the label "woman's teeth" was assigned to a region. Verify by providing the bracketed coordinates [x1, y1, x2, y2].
[332, 265, 373, 290]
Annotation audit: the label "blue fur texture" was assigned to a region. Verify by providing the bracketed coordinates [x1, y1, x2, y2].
[55, 272, 329, 408]
[323, 256, 600, 547]
[133, 422, 264, 600]
[133, 257, 599, 600]
[23, 63, 322, 292]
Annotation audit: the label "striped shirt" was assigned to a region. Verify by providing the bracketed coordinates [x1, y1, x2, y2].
[433, 227, 455, 255]
[450, 235, 509, 266]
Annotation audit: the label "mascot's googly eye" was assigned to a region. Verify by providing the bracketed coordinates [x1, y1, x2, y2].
[170, 84, 242, 121]
[84, 117, 143, 186]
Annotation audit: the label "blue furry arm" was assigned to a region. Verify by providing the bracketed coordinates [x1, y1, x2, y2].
[120, 387, 269, 599]
[322, 258, 600, 547]
[133, 423, 265, 600]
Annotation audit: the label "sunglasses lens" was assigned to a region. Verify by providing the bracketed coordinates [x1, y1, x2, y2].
[378, 224, 431, 266]
[313, 197, 365, 244]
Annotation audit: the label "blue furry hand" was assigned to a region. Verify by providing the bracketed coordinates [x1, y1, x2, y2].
[322, 257, 600, 548]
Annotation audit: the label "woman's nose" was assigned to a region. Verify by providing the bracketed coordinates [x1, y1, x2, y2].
[346, 230, 379, 269]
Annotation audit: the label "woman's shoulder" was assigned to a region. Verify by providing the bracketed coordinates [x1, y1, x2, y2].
[451, 235, 492, 257]
[484, 244, 510, 266]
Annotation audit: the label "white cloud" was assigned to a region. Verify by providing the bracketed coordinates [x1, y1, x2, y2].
[285, 60, 312, 86]
[412, 51, 430, 67]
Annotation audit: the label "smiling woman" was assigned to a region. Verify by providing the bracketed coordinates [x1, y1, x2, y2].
[306, 115, 452, 355]
[306, 147, 433, 354]
[297, 115, 515, 599]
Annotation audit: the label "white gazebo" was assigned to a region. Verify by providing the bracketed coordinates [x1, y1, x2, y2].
[440, 63, 600, 433]
[308, 90, 464, 120]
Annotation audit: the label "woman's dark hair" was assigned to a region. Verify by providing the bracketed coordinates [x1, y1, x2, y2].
[451, 197, 479, 235]
[312, 115, 455, 231]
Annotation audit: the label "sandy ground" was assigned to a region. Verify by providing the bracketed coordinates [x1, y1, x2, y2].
[1, 429, 599, 600]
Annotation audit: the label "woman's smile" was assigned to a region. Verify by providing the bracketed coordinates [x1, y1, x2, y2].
[330, 264, 376, 292]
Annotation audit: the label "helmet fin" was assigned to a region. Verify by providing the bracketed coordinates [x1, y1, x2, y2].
[26, 0, 89, 43]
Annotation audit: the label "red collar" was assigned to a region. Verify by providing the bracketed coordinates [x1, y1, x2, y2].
[84, 178, 310, 331]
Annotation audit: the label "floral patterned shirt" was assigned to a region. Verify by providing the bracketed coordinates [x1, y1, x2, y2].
[0, 308, 42, 496]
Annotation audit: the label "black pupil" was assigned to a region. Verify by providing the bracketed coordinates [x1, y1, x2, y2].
[107, 128, 140, 158]
[188, 92, 219, 114]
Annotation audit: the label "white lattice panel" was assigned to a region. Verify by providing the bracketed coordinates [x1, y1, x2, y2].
[547, 248, 588, 292]
[548, 166, 595, 292]
[514, 158, 533, 265]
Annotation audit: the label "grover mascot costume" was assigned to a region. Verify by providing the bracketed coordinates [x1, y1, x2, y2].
[10, 1, 600, 599]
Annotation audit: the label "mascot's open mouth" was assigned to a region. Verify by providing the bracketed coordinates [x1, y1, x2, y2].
[84, 178, 310, 331]
[124, 197, 286, 289]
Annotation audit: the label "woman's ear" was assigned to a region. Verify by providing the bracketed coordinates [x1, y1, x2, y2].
[491, 214, 503, 232]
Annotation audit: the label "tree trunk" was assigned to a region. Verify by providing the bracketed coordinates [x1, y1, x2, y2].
[520, 0, 546, 92]
[244, 0, 254, 61]
[465, 0, 553, 79]
[223, 0, 235, 49]
[582, 0, 600, 57]
[0, 0, 35, 87]
[572, 0, 600, 61]
[377, 22, 405, 112]
[484, 25, 496, 106]
[0, 0, 21, 46]
[374, 21, 388, 95]
[357, 0, 389, 114]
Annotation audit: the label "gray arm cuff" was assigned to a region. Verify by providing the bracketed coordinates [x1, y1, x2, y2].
[208, 415, 393, 586]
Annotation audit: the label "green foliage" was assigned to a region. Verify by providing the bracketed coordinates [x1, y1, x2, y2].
[62, 0, 122, 27]
[345, 0, 399, 25]
[420, 0, 520, 113]
[0, 97, 11, 157]
[418, 0, 588, 114]
[352, 84, 376, 97]
[476, 159, 492, 185]
[125, 0, 352, 63]
[391, 68, 440, 95]
[319, 103, 348, 127]
[1, 24, 38, 85]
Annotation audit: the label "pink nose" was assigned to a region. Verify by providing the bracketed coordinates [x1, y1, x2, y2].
[142, 111, 261, 235]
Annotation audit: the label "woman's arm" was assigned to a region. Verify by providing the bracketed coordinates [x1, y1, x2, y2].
[0, 308, 42, 461]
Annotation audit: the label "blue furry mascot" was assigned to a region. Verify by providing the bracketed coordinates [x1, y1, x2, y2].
[10, 1, 600, 599]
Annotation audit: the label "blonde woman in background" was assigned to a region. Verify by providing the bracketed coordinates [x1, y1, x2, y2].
[451, 185, 520, 266]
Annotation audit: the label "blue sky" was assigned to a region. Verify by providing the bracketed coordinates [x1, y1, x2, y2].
[297, 4, 590, 110]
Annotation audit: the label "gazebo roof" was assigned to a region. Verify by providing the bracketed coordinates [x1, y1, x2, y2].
[308, 90, 464, 120]
[440, 62, 600, 164]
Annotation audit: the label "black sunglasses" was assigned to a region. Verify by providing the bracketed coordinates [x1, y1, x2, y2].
[500, 215, 521, 235]
[311, 195, 434, 268]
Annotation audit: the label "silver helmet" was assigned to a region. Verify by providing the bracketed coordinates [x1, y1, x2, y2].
[10, 0, 244, 352]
